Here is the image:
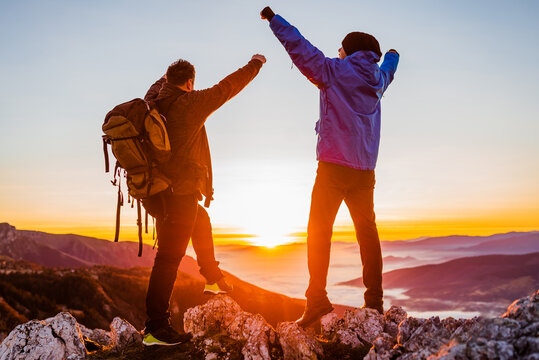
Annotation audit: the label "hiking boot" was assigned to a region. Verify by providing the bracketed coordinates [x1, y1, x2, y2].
[142, 325, 192, 346]
[360, 304, 384, 315]
[204, 277, 233, 295]
[296, 300, 334, 328]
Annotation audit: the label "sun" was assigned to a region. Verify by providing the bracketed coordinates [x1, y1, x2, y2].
[242, 219, 297, 248]
[248, 231, 294, 248]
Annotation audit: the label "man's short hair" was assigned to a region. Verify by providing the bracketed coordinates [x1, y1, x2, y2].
[166, 59, 195, 86]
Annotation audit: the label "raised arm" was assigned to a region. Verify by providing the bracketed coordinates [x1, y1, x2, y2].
[262, 7, 331, 88]
[194, 56, 265, 117]
[380, 50, 400, 92]
[144, 76, 166, 102]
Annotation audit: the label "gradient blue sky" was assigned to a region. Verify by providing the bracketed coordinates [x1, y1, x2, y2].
[1, 0, 538, 243]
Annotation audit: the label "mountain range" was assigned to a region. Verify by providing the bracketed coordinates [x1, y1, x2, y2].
[1, 221, 538, 333]
[338, 252, 539, 315]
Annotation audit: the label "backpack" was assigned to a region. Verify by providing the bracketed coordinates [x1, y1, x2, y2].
[102, 98, 171, 256]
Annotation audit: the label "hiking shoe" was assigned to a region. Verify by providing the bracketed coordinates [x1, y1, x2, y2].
[296, 300, 334, 328]
[204, 277, 233, 295]
[142, 325, 192, 346]
[360, 304, 384, 315]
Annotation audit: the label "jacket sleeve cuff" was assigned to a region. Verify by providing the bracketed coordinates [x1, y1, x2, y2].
[248, 58, 264, 69]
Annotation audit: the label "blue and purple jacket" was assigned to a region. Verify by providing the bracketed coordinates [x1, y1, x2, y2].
[269, 15, 399, 170]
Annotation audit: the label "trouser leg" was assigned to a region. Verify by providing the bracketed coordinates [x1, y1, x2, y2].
[191, 205, 223, 284]
[344, 171, 383, 307]
[305, 164, 344, 303]
[145, 193, 198, 331]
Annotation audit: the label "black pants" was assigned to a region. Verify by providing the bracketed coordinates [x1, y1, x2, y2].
[144, 191, 223, 331]
[305, 161, 383, 307]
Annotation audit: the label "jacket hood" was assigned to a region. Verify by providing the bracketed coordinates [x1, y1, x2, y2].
[346, 50, 381, 86]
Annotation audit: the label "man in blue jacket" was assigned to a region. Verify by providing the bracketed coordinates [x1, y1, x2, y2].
[261, 6, 399, 327]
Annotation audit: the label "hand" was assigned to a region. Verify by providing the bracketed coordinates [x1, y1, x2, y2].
[260, 6, 275, 21]
[387, 49, 400, 56]
[251, 54, 267, 64]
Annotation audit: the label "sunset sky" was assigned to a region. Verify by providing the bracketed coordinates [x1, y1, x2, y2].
[1, 0, 538, 246]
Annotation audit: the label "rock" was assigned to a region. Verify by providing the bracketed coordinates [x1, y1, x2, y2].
[363, 333, 396, 360]
[384, 305, 407, 324]
[397, 316, 463, 356]
[384, 291, 539, 359]
[396, 316, 425, 346]
[322, 307, 384, 348]
[109, 317, 141, 353]
[184, 296, 243, 338]
[503, 289, 539, 324]
[0, 312, 87, 360]
[383, 305, 407, 338]
[184, 296, 277, 360]
[78, 324, 111, 346]
[432, 338, 516, 360]
[514, 336, 539, 358]
[199, 338, 229, 360]
[451, 317, 521, 343]
[276, 322, 323, 360]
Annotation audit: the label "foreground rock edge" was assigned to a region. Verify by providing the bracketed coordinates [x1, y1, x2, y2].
[0, 290, 536, 359]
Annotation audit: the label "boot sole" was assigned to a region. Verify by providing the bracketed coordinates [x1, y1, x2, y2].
[142, 339, 183, 346]
[203, 289, 228, 295]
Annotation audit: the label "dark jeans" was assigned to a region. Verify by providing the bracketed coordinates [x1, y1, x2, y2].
[305, 161, 383, 307]
[144, 191, 223, 331]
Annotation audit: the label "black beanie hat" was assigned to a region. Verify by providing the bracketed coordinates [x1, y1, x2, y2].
[342, 32, 382, 58]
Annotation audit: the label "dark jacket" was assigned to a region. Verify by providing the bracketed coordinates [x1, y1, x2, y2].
[145, 59, 263, 206]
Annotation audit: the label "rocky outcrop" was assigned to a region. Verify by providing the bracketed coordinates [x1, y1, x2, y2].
[0, 312, 87, 360]
[366, 290, 539, 360]
[0, 290, 537, 359]
[276, 322, 323, 360]
[184, 295, 278, 359]
[109, 317, 141, 353]
[78, 324, 111, 346]
[0, 313, 141, 360]
[322, 307, 385, 347]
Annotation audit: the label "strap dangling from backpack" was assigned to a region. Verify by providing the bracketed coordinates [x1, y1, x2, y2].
[145, 208, 149, 234]
[137, 200, 143, 257]
[114, 166, 124, 243]
[102, 136, 110, 173]
[152, 216, 157, 250]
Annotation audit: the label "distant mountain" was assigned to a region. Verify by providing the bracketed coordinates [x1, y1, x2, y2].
[382, 255, 417, 263]
[453, 232, 539, 254]
[0, 223, 201, 278]
[338, 252, 539, 314]
[382, 231, 539, 252]
[380, 231, 539, 254]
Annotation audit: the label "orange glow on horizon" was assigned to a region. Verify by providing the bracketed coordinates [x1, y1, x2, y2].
[8, 212, 538, 247]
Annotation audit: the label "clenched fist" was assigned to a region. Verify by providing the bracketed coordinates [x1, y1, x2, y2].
[251, 54, 267, 64]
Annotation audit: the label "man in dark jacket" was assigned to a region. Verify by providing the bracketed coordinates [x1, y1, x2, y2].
[141, 54, 266, 345]
[261, 6, 399, 327]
